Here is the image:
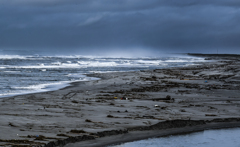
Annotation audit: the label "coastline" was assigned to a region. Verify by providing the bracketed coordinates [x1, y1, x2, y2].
[66, 120, 240, 147]
[0, 54, 240, 147]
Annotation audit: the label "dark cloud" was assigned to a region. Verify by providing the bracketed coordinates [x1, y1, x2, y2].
[0, 0, 239, 55]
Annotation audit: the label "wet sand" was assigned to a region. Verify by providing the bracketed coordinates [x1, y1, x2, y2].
[0, 54, 240, 147]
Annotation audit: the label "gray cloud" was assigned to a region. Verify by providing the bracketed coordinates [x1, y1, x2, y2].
[0, 0, 239, 55]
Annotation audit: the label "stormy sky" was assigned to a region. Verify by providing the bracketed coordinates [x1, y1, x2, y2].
[0, 0, 240, 56]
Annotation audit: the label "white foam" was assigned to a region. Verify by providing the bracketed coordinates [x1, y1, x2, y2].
[13, 84, 50, 90]
[77, 61, 118, 67]
[51, 62, 62, 66]
[136, 60, 162, 65]
[0, 82, 70, 98]
[66, 74, 87, 78]
[0, 55, 27, 59]
[7, 62, 119, 69]
[89, 70, 133, 73]
[8, 65, 74, 69]
[0, 76, 100, 98]
[3, 71, 21, 73]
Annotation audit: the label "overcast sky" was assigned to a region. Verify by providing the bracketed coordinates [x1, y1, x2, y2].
[0, 0, 240, 56]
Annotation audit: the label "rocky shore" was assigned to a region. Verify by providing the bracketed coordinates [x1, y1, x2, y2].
[0, 54, 240, 147]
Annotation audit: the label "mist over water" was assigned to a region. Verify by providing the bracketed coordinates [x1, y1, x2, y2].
[0, 52, 205, 98]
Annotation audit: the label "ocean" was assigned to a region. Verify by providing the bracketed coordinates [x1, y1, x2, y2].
[0, 54, 205, 98]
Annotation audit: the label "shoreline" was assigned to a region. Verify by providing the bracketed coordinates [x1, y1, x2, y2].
[0, 54, 240, 147]
[66, 120, 240, 147]
[0, 54, 204, 99]
[0, 76, 100, 99]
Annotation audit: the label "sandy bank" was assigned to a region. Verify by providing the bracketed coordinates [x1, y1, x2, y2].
[0, 54, 240, 147]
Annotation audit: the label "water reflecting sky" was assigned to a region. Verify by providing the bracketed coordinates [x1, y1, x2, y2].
[110, 128, 240, 147]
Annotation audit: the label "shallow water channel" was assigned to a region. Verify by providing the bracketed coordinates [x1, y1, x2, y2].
[109, 128, 240, 147]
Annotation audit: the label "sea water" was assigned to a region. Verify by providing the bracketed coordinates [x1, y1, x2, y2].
[0, 54, 205, 97]
[110, 128, 240, 147]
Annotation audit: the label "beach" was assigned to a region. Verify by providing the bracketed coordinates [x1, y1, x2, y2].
[0, 54, 240, 147]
